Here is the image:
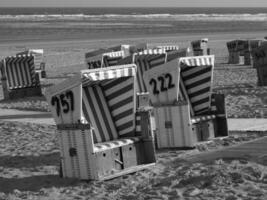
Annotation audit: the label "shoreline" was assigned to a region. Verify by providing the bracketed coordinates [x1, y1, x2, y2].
[0, 30, 266, 48]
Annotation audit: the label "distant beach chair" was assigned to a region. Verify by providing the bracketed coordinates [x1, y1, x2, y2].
[45, 64, 156, 180]
[85, 44, 147, 69]
[251, 42, 267, 86]
[143, 55, 228, 148]
[191, 38, 210, 56]
[0, 54, 42, 99]
[16, 49, 46, 79]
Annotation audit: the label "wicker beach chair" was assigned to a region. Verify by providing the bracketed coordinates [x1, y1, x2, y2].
[143, 55, 228, 148]
[45, 64, 156, 180]
[191, 38, 209, 56]
[0, 54, 42, 99]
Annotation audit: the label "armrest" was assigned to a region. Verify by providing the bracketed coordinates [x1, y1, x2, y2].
[211, 93, 227, 117]
[136, 109, 153, 139]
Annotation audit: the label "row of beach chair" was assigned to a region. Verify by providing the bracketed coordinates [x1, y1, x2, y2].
[44, 43, 227, 180]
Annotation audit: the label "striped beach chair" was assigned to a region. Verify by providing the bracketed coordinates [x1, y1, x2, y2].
[45, 64, 156, 180]
[16, 49, 46, 79]
[0, 55, 42, 99]
[143, 55, 228, 148]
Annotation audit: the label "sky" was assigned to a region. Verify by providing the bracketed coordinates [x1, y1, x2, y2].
[1, 0, 267, 7]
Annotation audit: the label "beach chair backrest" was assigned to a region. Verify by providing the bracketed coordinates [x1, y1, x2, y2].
[102, 50, 125, 67]
[81, 65, 137, 142]
[16, 49, 44, 70]
[133, 49, 167, 92]
[2, 55, 39, 89]
[85, 49, 109, 69]
[142, 59, 180, 105]
[178, 55, 214, 116]
[226, 40, 238, 51]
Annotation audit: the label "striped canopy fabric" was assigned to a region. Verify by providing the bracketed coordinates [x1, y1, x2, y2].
[156, 45, 179, 52]
[178, 55, 214, 116]
[102, 50, 125, 67]
[3, 55, 39, 89]
[81, 65, 137, 143]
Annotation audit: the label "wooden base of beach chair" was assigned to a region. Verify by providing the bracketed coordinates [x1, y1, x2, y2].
[153, 104, 216, 149]
[256, 65, 267, 86]
[58, 129, 156, 180]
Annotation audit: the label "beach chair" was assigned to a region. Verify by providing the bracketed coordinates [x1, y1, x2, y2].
[191, 38, 209, 56]
[249, 40, 265, 67]
[45, 64, 156, 180]
[0, 55, 42, 99]
[16, 49, 46, 79]
[226, 39, 247, 65]
[143, 55, 228, 148]
[251, 43, 267, 86]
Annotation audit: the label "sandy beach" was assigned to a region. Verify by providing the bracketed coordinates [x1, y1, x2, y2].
[1, 29, 267, 199]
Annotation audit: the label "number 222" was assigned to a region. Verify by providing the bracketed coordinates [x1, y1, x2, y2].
[149, 73, 175, 95]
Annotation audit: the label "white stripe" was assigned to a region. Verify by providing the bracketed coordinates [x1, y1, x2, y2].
[194, 102, 210, 112]
[107, 89, 133, 106]
[187, 82, 211, 95]
[190, 92, 210, 103]
[111, 102, 133, 116]
[82, 88, 102, 143]
[95, 86, 118, 140]
[118, 126, 135, 136]
[89, 87, 111, 142]
[184, 71, 211, 85]
[104, 78, 133, 96]
[116, 115, 135, 127]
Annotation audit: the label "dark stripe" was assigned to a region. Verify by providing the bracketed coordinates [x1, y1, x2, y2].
[102, 77, 129, 91]
[5, 59, 12, 87]
[13, 57, 22, 86]
[82, 101, 97, 143]
[117, 121, 133, 132]
[9, 58, 17, 88]
[113, 109, 134, 122]
[185, 77, 211, 90]
[136, 59, 146, 92]
[83, 87, 106, 142]
[110, 96, 133, 112]
[135, 119, 141, 126]
[106, 84, 133, 101]
[192, 97, 210, 107]
[28, 56, 36, 85]
[182, 66, 211, 80]
[195, 108, 210, 115]
[120, 131, 135, 137]
[22, 56, 30, 86]
[188, 87, 210, 98]
[17, 57, 26, 86]
[93, 86, 115, 140]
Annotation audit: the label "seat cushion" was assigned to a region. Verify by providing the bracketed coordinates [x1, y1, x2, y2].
[93, 137, 141, 153]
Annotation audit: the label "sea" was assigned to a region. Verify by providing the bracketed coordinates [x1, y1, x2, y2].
[0, 7, 267, 42]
